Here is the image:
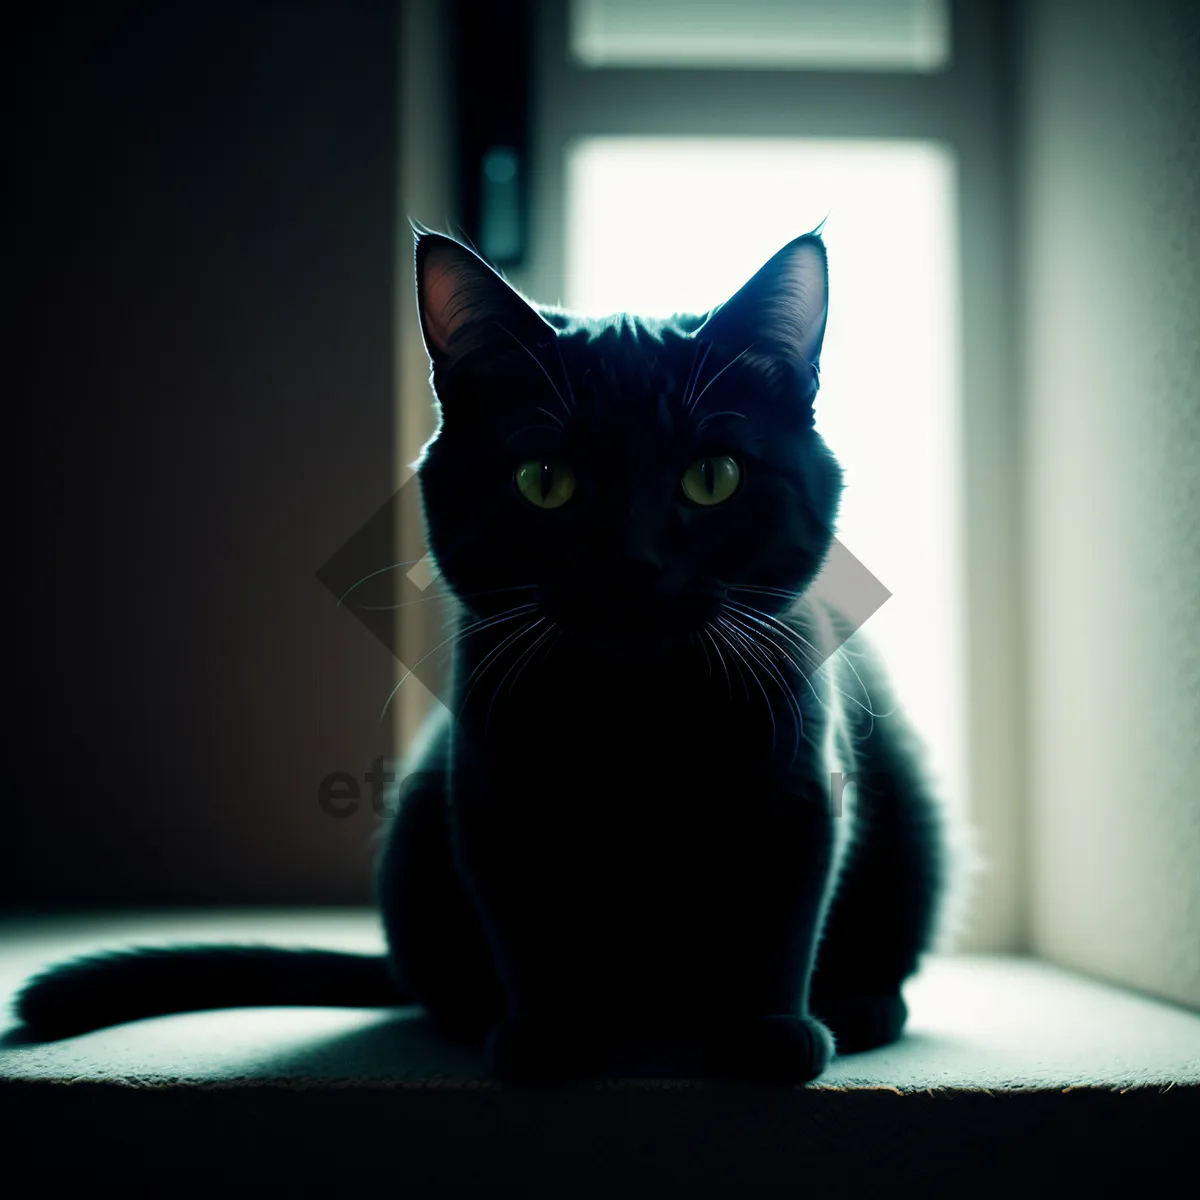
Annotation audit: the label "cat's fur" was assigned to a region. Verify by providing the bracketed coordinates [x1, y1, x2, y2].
[15, 229, 958, 1085]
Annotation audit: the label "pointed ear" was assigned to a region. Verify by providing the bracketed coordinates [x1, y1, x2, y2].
[414, 231, 554, 369]
[698, 232, 828, 370]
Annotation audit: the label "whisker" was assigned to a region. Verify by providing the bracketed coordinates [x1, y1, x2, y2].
[722, 609, 816, 761]
[336, 558, 431, 607]
[724, 597, 832, 671]
[486, 619, 560, 735]
[539, 625, 566, 683]
[725, 600, 844, 721]
[725, 585, 885, 677]
[711, 619, 773, 747]
[457, 614, 543, 714]
[726, 583, 803, 601]
[703, 622, 734, 700]
[834, 650, 893, 728]
[446, 600, 538, 636]
[719, 613, 804, 759]
[504, 621, 556, 700]
[379, 602, 538, 722]
[723, 608, 806, 686]
[724, 602, 827, 712]
[483, 618, 548, 736]
[726, 598, 893, 727]
[768, 610, 888, 721]
[725, 600, 823, 671]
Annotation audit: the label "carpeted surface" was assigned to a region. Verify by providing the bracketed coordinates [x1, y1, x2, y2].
[1, 911, 1196, 1192]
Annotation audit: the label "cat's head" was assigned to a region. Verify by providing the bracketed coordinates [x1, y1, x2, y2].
[413, 228, 843, 657]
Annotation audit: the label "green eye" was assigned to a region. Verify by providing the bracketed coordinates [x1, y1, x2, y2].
[681, 455, 741, 506]
[515, 459, 576, 509]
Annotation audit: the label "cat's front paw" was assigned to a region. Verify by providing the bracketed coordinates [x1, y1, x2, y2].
[705, 1014, 834, 1084]
[814, 990, 907, 1054]
[485, 1016, 611, 1085]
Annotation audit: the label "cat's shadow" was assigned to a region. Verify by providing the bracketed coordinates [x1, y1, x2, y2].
[219, 1012, 964, 1087]
[245, 1009, 714, 1084]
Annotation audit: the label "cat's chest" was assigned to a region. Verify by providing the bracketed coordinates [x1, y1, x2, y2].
[479, 665, 768, 781]
[448, 653, 834, 926]
[454, 650, 827, 831]
[454, 716, 739, 900]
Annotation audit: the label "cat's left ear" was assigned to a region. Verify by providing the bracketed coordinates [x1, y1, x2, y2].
[698, 232, 828, 372]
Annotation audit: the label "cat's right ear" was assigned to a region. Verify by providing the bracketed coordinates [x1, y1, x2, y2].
[697, 231, 829, 375]
[414, 228, 554, 371]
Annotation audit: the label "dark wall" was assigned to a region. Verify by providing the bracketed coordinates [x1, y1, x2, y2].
[7, 4, 400, 906]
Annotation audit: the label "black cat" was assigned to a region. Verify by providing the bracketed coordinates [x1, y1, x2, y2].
[15, 229, 957, 1085]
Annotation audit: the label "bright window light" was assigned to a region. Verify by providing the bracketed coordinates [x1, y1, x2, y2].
[570, 0, 950, 72]
[565, 137, 964, 818]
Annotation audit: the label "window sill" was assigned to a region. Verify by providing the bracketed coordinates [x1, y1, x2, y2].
[1, 910, 1196, 1189]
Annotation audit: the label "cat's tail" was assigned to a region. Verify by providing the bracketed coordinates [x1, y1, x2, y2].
[13, 944, 405, 1040]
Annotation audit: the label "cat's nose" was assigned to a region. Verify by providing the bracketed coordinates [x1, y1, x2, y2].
[615, 553, 663, 590]
[614, 528, 664, 582]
